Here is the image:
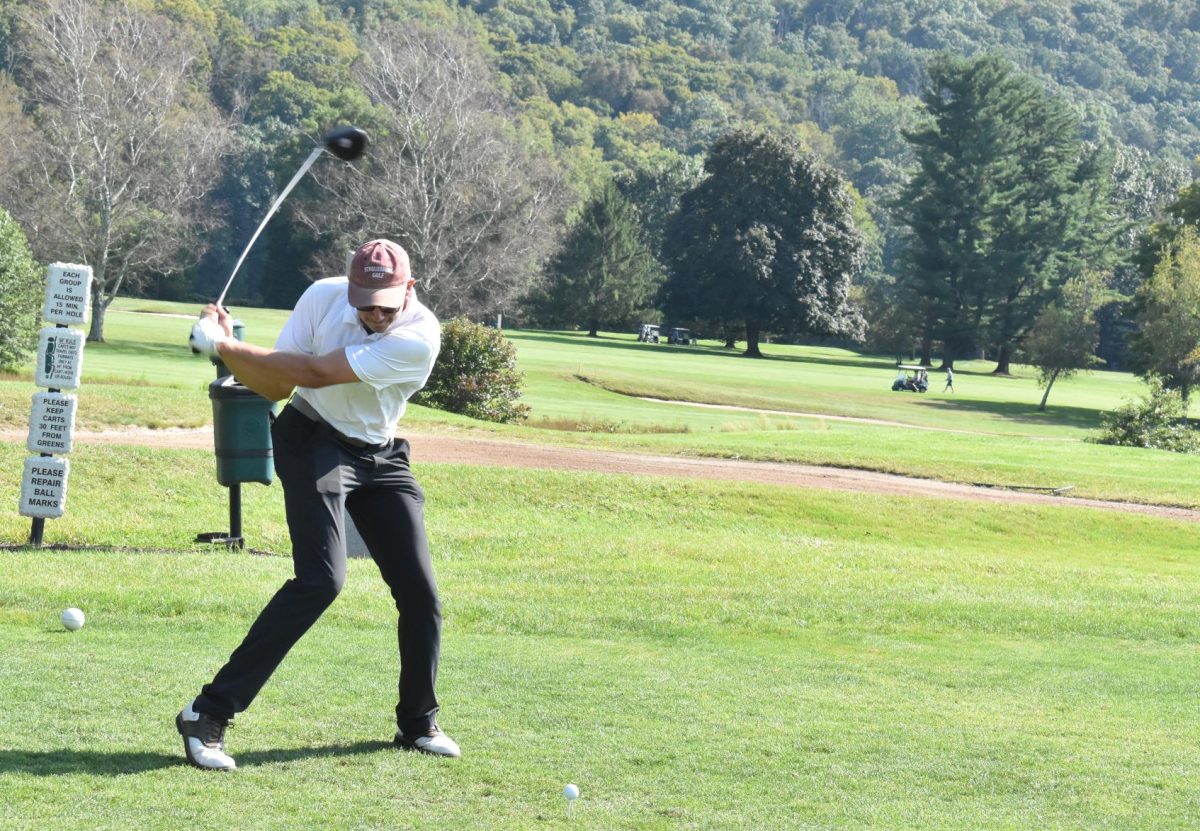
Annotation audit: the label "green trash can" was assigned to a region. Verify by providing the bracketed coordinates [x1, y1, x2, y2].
[209, 375, 276, 486]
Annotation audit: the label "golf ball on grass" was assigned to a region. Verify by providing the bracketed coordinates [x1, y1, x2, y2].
[563, 784, 579, 801]
[61, 607, 85, 631]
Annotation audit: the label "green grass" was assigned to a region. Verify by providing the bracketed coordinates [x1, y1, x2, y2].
[510, 329, 1142, 438]
[3, 298, 1197, 506]
[3, 301, 1200, 828]
[2, 443, 1200, 829]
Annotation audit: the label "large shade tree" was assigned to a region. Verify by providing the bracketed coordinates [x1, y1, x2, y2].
[3, 0, 230, 342]
[660, 129, 865, 357]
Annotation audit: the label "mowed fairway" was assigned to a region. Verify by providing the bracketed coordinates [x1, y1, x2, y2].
[2, 300, 1200, 829]
[5, 298, 1200, 505]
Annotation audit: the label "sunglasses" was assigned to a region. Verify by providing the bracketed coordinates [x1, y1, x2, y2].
[355, 305, 400, 315]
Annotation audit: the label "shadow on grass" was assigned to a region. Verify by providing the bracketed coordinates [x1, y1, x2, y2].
[235, 740, 394, 767]
[912, 396, 1105, 431]
[0, 741, 393, 775]
[512, 330, 893, 371]
[0, 749, 179, 775]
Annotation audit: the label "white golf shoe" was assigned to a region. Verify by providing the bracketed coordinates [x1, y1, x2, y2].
[394, 725, 461, 758]
[176, 699, 237, 771]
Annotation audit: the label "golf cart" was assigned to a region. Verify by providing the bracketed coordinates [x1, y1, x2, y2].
[637, 323, 660, 343]
[891, 364, 929, 393]
[667, 327, 696, 345]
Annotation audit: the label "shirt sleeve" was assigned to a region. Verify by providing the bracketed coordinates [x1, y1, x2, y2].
[274, 286, 319, 354]
[344, 329, 436, 390]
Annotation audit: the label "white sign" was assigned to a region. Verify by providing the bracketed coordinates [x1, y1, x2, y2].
[19, 456, 69, 519]
[27, 392, 77, 454]
[42, 262, 93, 326]
[34, 327, 85, 389]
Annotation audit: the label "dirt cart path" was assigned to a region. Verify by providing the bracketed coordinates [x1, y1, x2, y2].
[4, 427, 1198, 522]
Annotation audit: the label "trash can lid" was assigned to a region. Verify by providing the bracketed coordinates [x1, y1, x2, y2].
[208, 374, 260, 399]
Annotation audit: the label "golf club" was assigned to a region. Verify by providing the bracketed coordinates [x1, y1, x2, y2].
[213, 126, 369, 308]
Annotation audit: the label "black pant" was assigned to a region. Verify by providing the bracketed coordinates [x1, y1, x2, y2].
[195, 404, 441, 737]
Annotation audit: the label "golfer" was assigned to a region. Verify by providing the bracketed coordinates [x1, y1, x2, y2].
[179, 239, 458, 770]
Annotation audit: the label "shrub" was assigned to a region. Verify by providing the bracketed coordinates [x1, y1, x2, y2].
[414, 317, 530, 423]
[1090, 378, 1200, 453]
[0, 207, 41, 371]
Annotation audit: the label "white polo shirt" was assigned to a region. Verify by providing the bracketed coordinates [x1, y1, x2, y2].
[274, 277, 441, 444]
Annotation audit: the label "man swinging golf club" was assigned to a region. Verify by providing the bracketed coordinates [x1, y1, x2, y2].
[180, 238, 459, 770]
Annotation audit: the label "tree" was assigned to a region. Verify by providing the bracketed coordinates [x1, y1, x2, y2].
[899, 53, 1115, 372]
[1022, 271, 1107, 412]
[1126, 226, 1200, 408]
[615, 151, 704, 260]
[1133, 179, 1200, 282]
[859, 271, 922, 361]
[0, 205, 41, 371]
[535, 180, 662, 336]
[300, 23, 565, 319]
[3, 0, 230, 342]
[196, 6, 372, 306]
[660, 129, 865, 357]
[1097, 146, 1191, 368]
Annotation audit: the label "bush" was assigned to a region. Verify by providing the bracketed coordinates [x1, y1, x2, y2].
[414, 317, 530, 423]
[0, 207, 41, 371]
[1090, 378, 1200, 453]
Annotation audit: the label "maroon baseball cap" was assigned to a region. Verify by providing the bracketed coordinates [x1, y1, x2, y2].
[347, 239, 412, 308]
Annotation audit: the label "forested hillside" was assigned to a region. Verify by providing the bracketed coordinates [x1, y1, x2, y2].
[0, 0, 1197, 354]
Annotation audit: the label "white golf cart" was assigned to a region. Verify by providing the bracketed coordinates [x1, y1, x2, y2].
[891, 364, 930, 393]
[637, 323, 660, 343]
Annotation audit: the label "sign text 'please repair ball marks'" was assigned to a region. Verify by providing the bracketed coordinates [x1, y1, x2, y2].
[19, 456, 69, 519]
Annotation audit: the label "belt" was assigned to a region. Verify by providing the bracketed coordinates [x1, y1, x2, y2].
[288, 395, 380, 449]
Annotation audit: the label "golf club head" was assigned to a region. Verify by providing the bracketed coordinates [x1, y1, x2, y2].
[324, 126, 369, 161]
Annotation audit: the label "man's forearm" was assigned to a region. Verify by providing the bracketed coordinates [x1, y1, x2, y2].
[215, 339, 359, 401]
[214, 341, 297, 401]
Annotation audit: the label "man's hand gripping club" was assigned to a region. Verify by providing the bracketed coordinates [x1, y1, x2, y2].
[187, 302, 359, 402]
[189, 304, 233, 358]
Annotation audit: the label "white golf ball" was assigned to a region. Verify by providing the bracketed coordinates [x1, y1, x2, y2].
[61, 607, 85, 631]
[563, 783, 579, 801]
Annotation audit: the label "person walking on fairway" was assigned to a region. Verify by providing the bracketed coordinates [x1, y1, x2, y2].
[943, 365, 955, 393]
[180, 238, 458, 770]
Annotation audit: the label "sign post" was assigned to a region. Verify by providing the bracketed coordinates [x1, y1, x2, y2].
[19, 263, 92, 545]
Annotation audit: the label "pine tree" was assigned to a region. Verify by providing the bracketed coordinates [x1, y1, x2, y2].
[538, 181, 662, 337]
[899, 53, 1115, 372]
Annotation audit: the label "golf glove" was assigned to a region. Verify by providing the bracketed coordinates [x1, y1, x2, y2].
[189, 317, 229, 357]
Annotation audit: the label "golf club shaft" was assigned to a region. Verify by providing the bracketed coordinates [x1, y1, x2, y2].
[214, 146, 326, 308]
